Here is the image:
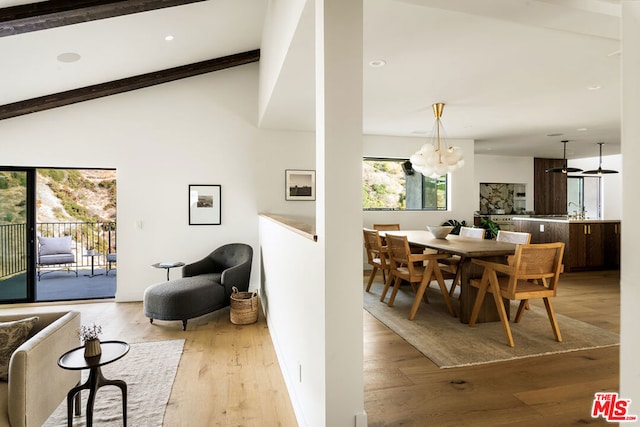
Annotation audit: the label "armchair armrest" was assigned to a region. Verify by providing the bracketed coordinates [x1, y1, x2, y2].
[182, 257, 218, 278]
[472, 258, 513, 275]
[220, 261, 252, 296]
[408, 253, 449, 263]
[8, 311, 81, 427]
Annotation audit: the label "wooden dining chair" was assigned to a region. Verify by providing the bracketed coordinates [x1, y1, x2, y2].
[363, 228, 393, 293]
[496, 230, 531, 245]
[497, 229, 533, 310]
[383, 233, 456, 320]
[468, 242, 565, 347]
[441, 226, 486, 297]
[373, 223, 401, 231]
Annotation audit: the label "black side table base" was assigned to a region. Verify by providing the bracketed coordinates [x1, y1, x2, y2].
[66, 366, 127, 427]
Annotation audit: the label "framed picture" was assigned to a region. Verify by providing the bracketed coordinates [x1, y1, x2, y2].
[285, 170, 316, 201]
[189, 185, 221, 225]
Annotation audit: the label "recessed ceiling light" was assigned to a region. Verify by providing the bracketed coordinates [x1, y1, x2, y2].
[165, 35, 175, 41]
[587, 85, 602, 91]
[369, 59, 386, 68]
[57, 52, 81, 63]
[577, 127, 588, 132]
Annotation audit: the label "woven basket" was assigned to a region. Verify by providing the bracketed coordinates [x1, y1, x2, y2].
[230, 287, 259, 325]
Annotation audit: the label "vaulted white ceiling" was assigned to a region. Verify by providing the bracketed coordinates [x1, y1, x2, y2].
[0, 0, 622, 159]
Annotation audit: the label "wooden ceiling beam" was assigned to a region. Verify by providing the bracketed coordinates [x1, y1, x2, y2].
[0, 49, 260, 121]
[0, 0, 207, 37]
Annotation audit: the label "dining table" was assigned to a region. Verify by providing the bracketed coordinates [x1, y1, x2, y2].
[380, 230, 517, 323]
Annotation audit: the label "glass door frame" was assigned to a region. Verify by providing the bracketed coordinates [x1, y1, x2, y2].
[0, 167, 36, 303]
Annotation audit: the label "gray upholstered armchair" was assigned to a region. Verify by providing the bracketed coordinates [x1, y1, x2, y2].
[144, 243, 253, 330]
[182, 243, 253, 299]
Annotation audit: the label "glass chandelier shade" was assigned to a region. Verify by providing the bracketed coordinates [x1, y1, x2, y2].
[409, 103, 464, 179]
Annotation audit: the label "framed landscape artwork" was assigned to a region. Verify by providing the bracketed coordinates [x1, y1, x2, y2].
[189, 185, 221, 225]
[285, 170, 316, 201]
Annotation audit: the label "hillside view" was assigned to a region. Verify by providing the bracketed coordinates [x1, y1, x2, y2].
[0, 169, 116, 225]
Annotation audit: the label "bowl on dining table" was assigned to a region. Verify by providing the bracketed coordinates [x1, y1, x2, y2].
[427, 225, 454, 239]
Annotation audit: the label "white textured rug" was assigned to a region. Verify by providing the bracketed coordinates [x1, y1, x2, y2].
[364, 286, 619, 368]
[44, 339, 184, 427]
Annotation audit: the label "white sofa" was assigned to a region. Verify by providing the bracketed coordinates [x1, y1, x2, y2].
[0, 311, 81, 427]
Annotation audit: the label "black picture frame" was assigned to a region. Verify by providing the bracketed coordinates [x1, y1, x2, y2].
[189, 185, 221, 225]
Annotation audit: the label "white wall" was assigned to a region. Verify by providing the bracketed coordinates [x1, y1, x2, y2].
[0, 62, 300, 301]
[475, 154, 534, 213]
[258, 0, 307, 122]
[259, 217, 325, 425]
[621, 0, 639, 414]
[255, 128, 316, 218]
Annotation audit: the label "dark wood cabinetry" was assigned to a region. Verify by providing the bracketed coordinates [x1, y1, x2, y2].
[514, 219, 620, 272]
[534, 158, 567, 215]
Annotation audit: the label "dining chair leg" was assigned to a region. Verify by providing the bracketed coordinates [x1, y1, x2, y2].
[488, 274, 514, 347]
[543, 297, 563, 342]
[387, 277, 403, 307]
[448, 257, 465, 297]
[468, 271, 490, 327]
[379, 271, 394, 302]
[433, 264, 456, 317]
[515, 300, 528, 322]
[380, 274, 393, 302]
[408, 264, 435, 320]
[366, 267, 379, 292]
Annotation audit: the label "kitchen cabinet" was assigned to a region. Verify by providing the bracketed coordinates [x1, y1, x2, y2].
[534, 158, 567, 215]
[514, 218, 620, 272]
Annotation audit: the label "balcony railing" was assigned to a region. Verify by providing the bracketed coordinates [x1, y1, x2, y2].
[0, 221, 116, 279]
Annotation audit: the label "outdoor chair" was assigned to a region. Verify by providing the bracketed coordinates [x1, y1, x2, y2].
[468, 242, 565, 347]
[36, 236, 78, 280]
[106, 252, 117, 276]
[384, 233, 456, 320]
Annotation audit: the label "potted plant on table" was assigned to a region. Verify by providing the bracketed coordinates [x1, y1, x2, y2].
[78, 322, 103, 358]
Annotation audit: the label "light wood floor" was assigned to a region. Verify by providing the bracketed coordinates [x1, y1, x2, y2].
[2, 270, 619, 426]
[364, 269, 620, 427]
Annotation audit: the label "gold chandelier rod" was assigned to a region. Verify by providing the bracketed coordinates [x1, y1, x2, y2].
[432, 102, 445, 158]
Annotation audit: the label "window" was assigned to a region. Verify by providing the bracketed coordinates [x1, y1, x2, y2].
[568, 176, 601, 219]
[362, 158, 447, 210]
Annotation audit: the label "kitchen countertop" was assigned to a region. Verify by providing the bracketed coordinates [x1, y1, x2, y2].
[513, 217, 621, 224]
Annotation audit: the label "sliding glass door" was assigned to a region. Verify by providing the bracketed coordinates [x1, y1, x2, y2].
[0, 168, 34, 303]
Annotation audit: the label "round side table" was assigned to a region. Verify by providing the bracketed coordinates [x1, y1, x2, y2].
[58, 340, 130, 427]
[151, 262, 185, 281]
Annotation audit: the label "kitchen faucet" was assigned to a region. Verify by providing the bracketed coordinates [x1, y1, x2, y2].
[568, 201, 584, 219]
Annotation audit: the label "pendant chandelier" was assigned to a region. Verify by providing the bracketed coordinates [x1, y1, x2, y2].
[409, 103, 464, 179]
[583, 142, 618, 174]
[546, 140, 583, 173]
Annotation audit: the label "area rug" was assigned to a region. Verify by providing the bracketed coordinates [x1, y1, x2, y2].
[363, 287, 619, 368]
[44, 339, 184, 427]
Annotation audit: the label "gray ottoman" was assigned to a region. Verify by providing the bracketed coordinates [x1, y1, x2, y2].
[143, 274, 226, 331]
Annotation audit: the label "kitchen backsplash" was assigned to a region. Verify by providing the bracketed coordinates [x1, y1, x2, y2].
[479, 183, 526, 214]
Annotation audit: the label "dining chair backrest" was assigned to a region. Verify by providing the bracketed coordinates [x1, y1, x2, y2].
[496, 230, 531, 244]
[506, 242, 565, 297]
[459, 226, 485, 239]
[385, 234, 414, 274]
[373, 223, 401, 231]
[363, 228, 386, 265]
